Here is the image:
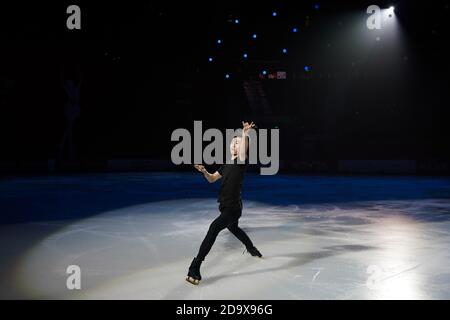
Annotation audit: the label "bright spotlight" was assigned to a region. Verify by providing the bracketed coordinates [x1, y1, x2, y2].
[387, 6, 395, 18]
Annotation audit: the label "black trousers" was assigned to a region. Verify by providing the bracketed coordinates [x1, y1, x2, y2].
[196, 203, 254, 261]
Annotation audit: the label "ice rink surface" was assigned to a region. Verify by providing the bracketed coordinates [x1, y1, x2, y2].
[1, 172, 450, 299]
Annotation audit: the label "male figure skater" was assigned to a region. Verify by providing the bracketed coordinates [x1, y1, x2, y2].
[186, 121, 262, 285]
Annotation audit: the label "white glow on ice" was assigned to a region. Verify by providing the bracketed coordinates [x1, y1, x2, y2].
[367, 216, 423, 299]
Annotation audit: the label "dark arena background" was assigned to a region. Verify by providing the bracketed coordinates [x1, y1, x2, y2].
[1, 0, 450, 303]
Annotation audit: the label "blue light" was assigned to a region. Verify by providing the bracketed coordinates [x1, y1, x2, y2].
[272, 11, 277, 17]
[225, 74, 230, 79]
[235, 19, 239, 24]
[282, 48, 288, 54]
[292, 27, 298, 33]
[262, 70, 267, 75]
[243, 53, 248, 59]
[314, 4, 320, 10]
[304, 66, 310, 72]
[217, 39, 222, 44]
[208, 57, 213, 62]
[252, 33, 257, 39]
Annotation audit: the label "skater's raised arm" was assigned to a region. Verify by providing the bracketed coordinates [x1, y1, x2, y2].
[239, 121, 255, 161]
[194, 165, 221, 183]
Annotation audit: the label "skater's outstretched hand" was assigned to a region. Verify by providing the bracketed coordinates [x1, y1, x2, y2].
[194, 164, 221, 183]
[242, 121, 255, 134]
[194, 164, 206, 173]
